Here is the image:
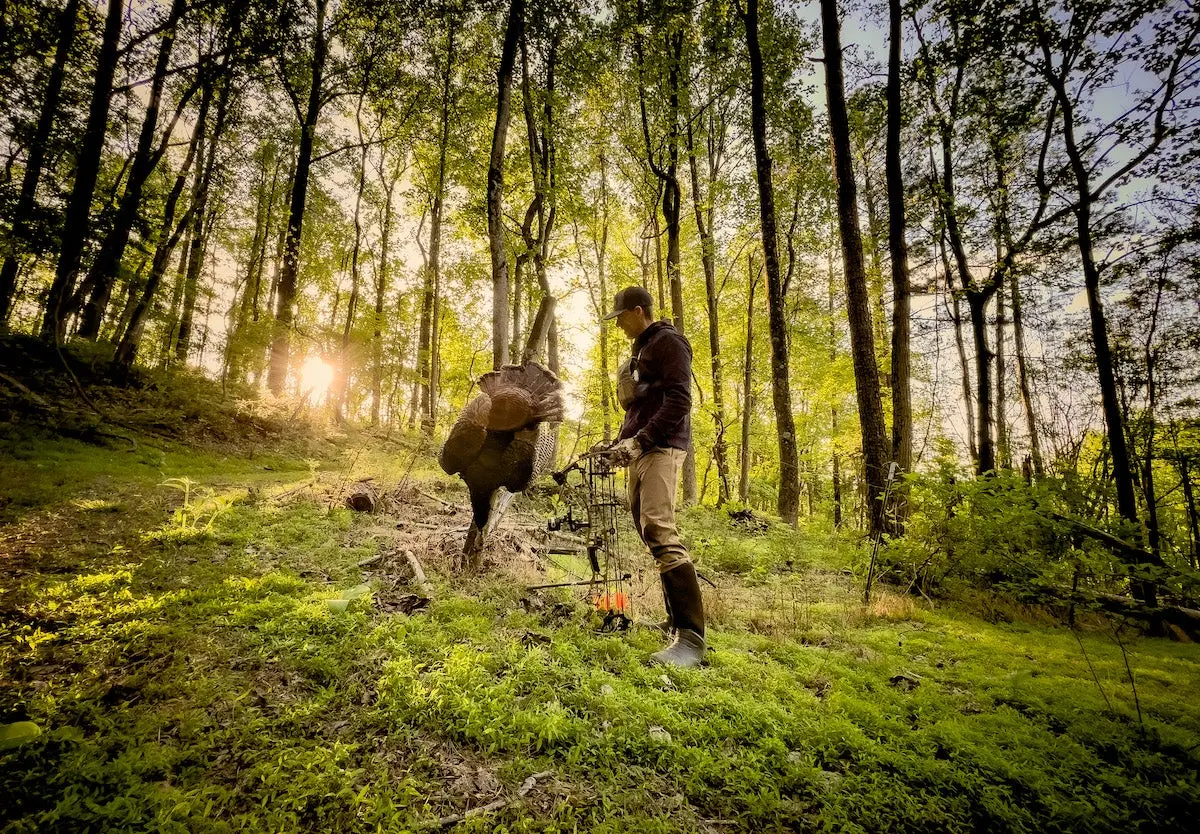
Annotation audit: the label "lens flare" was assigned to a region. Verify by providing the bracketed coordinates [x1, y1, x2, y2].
[299, 356, 335, 403]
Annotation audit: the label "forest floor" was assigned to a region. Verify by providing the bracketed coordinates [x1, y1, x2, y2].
[1, 364, 1199, 832]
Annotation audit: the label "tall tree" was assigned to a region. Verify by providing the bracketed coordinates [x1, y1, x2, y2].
[519, 16, 564, 376]
[739, 252, 759, 506]
[487, 0, 524, 369]
[113, 66, 217, 369]
[0, 0, 82, 326]
[633, 0, 695, 502]
[886, 0, 912, 503]
[1020, 0, 1198, 603]
[76, 0, 190, 340]
[820, 0, 889, 535]
[41, 0, 123, 343]
[268, 0, 334, 393]
[685, 9, 738, 507]
[739, 0, 800, 524]
[414, 15, 456, 433]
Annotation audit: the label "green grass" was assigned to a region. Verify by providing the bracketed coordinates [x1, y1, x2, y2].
[1, 427, 1198, 833]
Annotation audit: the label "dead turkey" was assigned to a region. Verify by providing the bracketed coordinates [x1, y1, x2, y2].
[438, 361, 563, 566]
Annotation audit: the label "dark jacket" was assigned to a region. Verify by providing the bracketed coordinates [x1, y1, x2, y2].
[619, 321, 692, 451]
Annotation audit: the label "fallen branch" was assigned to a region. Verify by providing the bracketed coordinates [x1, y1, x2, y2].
[1059, 586, 1200, 635]
[1051, 512, 1154, 563]
[0, 371, 49, 406]
[435, 770, 553, 828]
[405, 549, 433, 597]
[417, 489, 456, 509]
[270, 480, 316, 503]
[400, 521, 469, 532]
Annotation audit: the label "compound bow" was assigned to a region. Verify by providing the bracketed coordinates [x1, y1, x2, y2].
[533, 452, 632, 632]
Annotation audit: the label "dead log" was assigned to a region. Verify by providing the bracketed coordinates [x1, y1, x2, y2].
[1061, 587, 1200, 637]
[346, 481, 378, 512]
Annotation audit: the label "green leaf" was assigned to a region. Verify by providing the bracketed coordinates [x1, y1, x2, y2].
[0, 721, 42, 750]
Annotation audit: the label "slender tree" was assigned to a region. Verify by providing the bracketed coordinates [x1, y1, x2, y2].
[0, 0, 82, 326]
[76, 0, 190, 340]
[821, 0, 889, 535]
[487, 0, 524, 369]
[41, 0, 123, 343]
[268, 0, 333, 393]
[886, 0, 912, 507]
[739, 0, 800, 524]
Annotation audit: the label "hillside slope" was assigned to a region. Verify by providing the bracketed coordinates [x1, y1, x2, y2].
[1, 415, 1198, 833]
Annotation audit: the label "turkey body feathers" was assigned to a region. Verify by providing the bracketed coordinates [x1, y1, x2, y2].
[439, 362, 563, 534]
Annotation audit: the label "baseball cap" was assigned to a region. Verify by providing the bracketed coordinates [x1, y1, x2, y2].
[602, 286, 653, 320]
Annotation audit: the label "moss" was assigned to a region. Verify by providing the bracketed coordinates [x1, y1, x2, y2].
[1, 426, 1198, 832]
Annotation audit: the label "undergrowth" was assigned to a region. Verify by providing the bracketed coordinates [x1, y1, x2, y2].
[1, 424, 1198, 833]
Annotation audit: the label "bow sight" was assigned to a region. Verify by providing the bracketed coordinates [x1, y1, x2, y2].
[534, 452, 632, 632]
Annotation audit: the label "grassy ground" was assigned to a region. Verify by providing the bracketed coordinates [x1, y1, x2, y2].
[2, 423, 1198, 833]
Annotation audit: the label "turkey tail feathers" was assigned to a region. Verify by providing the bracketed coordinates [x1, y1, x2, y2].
[477, 361, 563, 429]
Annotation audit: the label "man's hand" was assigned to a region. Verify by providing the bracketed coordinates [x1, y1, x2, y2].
[599, 437, 642, 467]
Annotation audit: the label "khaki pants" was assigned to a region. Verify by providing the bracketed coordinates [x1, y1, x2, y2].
[627, 447, 691, 572]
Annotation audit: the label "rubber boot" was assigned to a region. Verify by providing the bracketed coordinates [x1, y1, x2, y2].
[650, 580, 674, 636]
[650, 563, 706, 668]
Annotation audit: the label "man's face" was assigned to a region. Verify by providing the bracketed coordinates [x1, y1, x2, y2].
[615, 306, 646, 338]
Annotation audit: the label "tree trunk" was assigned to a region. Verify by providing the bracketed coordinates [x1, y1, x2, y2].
[41, 0, 123, 343]
[936, 118, 998, 474]
[687, 114, 730, 506]
[336, 98, 369, 422]
[268, 0, 329, 393]
[664, 63, 695, 504]
[1179, 459, 1199, 571]
[175, 86, 231, 366]
[175, 196, 207, 365]
[108, 259, 146, 345]
[416, 218, 435, 432]
[743, 0, 800, 524]
[225, 146, 279, 385]
[739, 253, 759, 506]
[636, 22, 692, 503]
[519, 32, 560, 375]
[1140, 273, 1166, 566]
[995, 281, 1010, 470]
[938, 233, 977, 467]
[78, 0, 187, 340]
[1008, 270, 1043, 476]
[160, 225, 191, 365]
[487, 0, 524, 370]
[966, 291, 995, 474]
[0, 0, 82, 326]
[420, 22, 454, 430]
[265, 155, 295, 324]
[174, 61, 233, 366]
[372, 152, 400, 426]
[114, 75, 213, 369]
[886, 0, 912, 518]
[829, 235, 842, 529]
[860, 163, 889, 361]
[1072, 197, 1156, 601]
[821, 0, 889, 535]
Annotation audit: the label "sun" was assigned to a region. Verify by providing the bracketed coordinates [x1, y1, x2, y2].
[299, 356, 335, 403]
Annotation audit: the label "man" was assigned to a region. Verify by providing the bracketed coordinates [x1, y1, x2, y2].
[600, 286, 706, 668]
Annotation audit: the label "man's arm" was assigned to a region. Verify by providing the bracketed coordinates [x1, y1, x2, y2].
[635, 334, 691, 449]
